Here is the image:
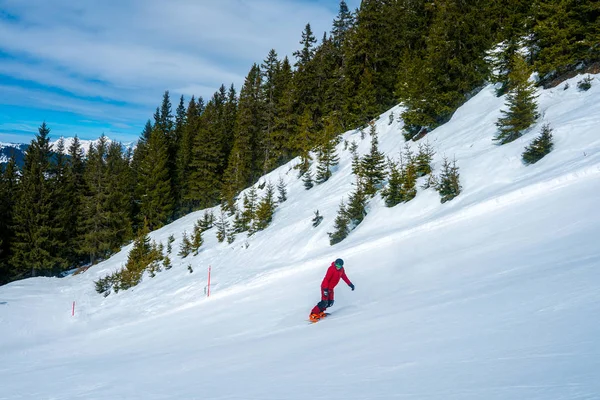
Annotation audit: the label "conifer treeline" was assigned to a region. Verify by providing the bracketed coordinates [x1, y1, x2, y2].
[1, 0, 597, 284]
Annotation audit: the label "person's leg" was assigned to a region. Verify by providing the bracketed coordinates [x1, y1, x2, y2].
[310, 288, 329, 315]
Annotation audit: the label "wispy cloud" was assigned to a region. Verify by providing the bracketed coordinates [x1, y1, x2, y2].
[0, 0, 360, 142]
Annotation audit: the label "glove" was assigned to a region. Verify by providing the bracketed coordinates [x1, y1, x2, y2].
[323, 289, 329, 297]
[328, 299, 335, 307]
[349, 283, 355, 291]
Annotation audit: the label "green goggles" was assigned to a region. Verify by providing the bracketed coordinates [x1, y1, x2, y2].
[335, 262, 343, 269]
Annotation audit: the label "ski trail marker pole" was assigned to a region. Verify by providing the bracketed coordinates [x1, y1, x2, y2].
[207, 265, 211, 297]
[72, 301, 75, 316]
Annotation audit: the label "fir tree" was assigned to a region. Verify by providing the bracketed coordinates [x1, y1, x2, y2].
[346, 179, 367, 229]
[382, 157, 404, 207]
[178, 231, 192, 258]
[167, 234, 175, 254]
[328, 200, 350, 245]
[137, 126, 174, 229]
[415, 141, 435, 177]
[80, 136, 112, 265]
[0, 155, 17, 283]
[253, 183, 277, 232]
[437, 157, 462, 203]
[199, 210, 215, 232]
[215, 208, 230, 243]
[522, 124, 554, 165]
[312, 210, 324, 227]
[495, 54, 539, 144]
[191, 220, 204, 255]
[349, 141, 361, 176]
[315, 120, 340, 184]
[11, 123, 64, 277]
[302, 170, 314, 190]
[360, 124, 386, 196]
[277, 177, 287, 203]
[241, 187, 258, 231]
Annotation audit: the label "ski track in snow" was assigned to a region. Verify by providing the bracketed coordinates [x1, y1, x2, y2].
[1, 74, 600, 400]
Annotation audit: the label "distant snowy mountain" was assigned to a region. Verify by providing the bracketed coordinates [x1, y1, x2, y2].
[0, 137, 136, 166]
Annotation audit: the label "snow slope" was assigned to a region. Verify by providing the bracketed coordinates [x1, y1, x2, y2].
[1, 74, 599, 400]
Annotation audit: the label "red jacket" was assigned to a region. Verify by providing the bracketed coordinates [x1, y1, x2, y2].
[321, 262, 352, 290]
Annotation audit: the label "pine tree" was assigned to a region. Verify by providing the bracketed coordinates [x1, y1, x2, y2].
[188, 92, 224, 209]
[65, 136, 86, 261]
[104, 141, 134, 252]
[277, 177, 287, 203]
[199, 210, 215, 232]
[437, 157, 462, 203]
[346, 179, 367, 228]
[137, 126, 174, 229]
[49, 138, 74, 268]
[312, 210, 324, 227]
[222, 65, 263, 203]
[328, 200, 350, 245]
[191, 220, 204, 255]
[241, 187, 258, 231]
[415, 141, 435, 177]
[80, 136, 112, 265]
[349, 141, 361, 176]
[532, 0, 600, 86]
[215, 208, 230, 243]
[382, 157, 404, 207]
[253, 183, 277, 232]
[522, 124, 554, 165]
[302, 170, 314, 190]
[11, 123, 64, 277]
[178, 231, 193, 258]
[360, 124, 386, 196]
[177, 96, 200, 212]
[0, 155, 17, 283]
[495, 54, 539, 144]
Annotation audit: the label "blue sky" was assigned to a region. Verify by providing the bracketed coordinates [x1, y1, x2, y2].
[0, 0, 360, 144]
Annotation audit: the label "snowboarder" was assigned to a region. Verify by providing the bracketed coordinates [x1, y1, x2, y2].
[309, 258, 355, 322]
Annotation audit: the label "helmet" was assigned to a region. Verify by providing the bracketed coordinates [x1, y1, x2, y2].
[334, 258, 344, 269]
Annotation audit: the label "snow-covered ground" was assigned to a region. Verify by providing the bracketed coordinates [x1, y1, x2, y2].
[1, 74, 599, 400]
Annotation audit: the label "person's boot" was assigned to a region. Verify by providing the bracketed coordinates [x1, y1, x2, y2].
[309, 313, 321, 323]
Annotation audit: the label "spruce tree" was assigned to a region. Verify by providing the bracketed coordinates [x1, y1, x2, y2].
[105, 141, 134, 252]
[49, 138, 73, 268]
[215, 208, 230, 243]
[312, 210, 324, 227]
[179, 231, 192, 258]
[81, 136, 112, 265]
[522, 124, 554, 165]
[241, 187, 258, 231]
[532, 0, 600, 85]
[11, 123, 64, 277]
[415, 141, 435, 177]
[188, 93, 224, 209]
[137, 127, 174, 229]
[277, 177, 287, 203]
[0, 155, 17, 283]
[191, 220, 204, 255]
[253, 183, 277, 232]
[437, 157, 462, 203]
[495, 54, 539, 144]
[360, 125, 386, 196]
[177, 96, 200, 212]
[382, 158, 404, 207]
[315, 138, 340, 184]
[328, 200, 350, 245]
[222, 65, 263, 203]
[302, 170, 314, 190]
[346, 179, 367, 228]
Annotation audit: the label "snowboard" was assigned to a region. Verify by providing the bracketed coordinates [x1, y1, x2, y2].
[308, 312, 331, 324]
